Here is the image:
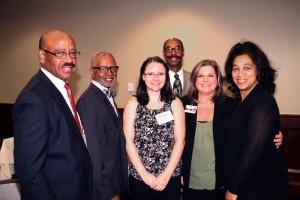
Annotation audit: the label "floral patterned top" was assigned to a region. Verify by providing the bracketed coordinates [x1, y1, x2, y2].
[129, 102, 182, 180]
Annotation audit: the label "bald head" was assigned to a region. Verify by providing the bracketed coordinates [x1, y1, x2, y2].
[39, 30, 76, 50]
[163, 38, 184, 50]
[38, 30, 78, 81]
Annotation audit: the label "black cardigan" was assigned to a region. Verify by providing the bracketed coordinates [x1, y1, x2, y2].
[180, 96, 235, 189]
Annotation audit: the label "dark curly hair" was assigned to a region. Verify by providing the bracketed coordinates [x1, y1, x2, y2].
[136, 56, 175, 105]
[224, 41, 277, 98]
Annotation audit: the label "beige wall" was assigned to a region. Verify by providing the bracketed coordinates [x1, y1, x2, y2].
[0, 0, 299, 114]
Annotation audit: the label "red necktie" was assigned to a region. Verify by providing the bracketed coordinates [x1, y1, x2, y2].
[64, 82, 82, 133]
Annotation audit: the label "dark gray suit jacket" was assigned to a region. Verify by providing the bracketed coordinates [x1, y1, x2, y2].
[77, 83, 128, 200]
[13, 69, 93, 200]
[182, 69, 191, 96]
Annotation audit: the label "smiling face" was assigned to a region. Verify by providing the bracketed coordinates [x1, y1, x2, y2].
[38, 30, 77, 81]
[143, 62, 166, 93]
[232, 54, 259, 99]
[163, 38, 184, 73]
[90, 54, 117, 88]
[196, 65, 218, 96]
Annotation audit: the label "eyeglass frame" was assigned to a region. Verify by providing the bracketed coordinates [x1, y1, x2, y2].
[163, 46, 184, 53]
[40, 49, 81, 59]
[143, 72, 166, 78]
[91, 66, 120, 74]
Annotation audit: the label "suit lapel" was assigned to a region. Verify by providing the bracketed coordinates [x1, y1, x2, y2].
[183, 70, 190, 95]
[38, 70, 88, 149]
[89, 84, 119, 122]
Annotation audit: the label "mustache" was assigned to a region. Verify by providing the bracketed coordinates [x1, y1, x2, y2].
[60, 62, 75, 69]
[167, 55, 181, 59]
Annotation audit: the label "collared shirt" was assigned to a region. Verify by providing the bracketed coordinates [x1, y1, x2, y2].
[41, 67, 74, 113]
[91, 80, 118, 116]
[169, 68, 184, 89]
[40, 67, 85, 135]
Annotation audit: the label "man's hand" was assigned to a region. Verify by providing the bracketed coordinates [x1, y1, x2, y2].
[225, 190, 238, 200]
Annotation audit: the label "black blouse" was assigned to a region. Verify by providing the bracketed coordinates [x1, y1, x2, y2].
[223, 84, 288, 199]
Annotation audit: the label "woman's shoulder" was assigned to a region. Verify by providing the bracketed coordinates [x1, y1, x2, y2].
[216, 96, 236, 105]
[215, 96, 238, 112]
[124, 96, 139, 109]
[170, 96, 184, 110]
[246, 84, 276, 104]
[172, 96, 184, 105]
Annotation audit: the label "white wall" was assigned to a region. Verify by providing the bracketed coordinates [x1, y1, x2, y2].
[0, 0, 299, 114]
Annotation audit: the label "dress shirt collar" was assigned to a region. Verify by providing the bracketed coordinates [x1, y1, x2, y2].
[169, 68, 183, 79]
[91, 80, 109, 95]
[40, 67, 65, 90]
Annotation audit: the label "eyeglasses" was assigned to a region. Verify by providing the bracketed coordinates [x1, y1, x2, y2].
[41, 49, 81, 59]
[91, 66, 120, 74]
[144, 72, 166, 79]
[163, 46, 184, 53]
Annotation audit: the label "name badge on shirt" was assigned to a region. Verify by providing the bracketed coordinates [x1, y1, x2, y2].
[185, 105, 197, 114]
[155, 110, 174, 125]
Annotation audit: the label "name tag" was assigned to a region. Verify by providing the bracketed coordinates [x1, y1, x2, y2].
[185, 105, 197, 114]
[155, 110, 174, 125]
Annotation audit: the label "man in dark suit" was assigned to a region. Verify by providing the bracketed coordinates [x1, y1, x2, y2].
[163, 38, 191, 97]
[13, 30, 93, 200]
[77, 51, 128, 200]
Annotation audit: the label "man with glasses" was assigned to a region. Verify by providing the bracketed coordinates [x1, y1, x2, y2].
[77, 51, 128, 200]
[163, 38, 191, 97]
[13, 30, 93, 200]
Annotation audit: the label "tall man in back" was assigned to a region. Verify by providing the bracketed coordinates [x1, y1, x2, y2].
[163, 38, 191, 97]
[13, 30, 93, 200]
[77, 51, 128, 200]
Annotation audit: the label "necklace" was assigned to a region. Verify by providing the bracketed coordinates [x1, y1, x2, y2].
[197, 100, 213, 106]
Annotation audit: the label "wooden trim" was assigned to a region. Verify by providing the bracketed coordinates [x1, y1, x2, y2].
[280, 114, 300, 197]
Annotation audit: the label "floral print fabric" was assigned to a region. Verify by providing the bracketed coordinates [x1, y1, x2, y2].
[129, 102, 182, 180]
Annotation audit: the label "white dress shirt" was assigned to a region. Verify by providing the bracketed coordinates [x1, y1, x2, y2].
[169, 68, 184, 89]
[91, 80, 118, 116]
[41, 68, 87, 146]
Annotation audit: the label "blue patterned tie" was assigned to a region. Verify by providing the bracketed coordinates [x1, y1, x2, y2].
[104, 88, 116, 98]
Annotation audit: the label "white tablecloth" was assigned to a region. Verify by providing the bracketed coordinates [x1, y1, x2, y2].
[0, 137, 14, 180]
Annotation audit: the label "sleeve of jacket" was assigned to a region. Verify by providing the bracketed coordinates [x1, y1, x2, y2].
[228, 97, 280, 194]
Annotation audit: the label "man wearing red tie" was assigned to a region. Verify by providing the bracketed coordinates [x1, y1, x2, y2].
[77, 51, 128, 200]
[13, 30, 93, 200]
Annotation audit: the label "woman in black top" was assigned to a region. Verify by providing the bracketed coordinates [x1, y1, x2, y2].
[181, 59, 284, 200]
[181, 59, 235, 200]
[223, 41, 288, 200]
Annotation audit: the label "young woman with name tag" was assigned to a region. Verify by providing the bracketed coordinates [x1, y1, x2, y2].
[123, 56, 185, 200]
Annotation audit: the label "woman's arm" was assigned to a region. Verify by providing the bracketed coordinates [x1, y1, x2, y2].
[228, 100, 279, 195]
[123, 97, 158, 188]
[155, 97, 186, 191]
